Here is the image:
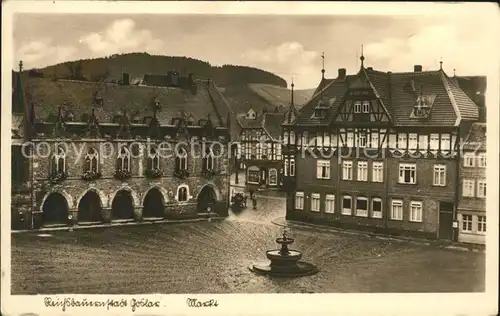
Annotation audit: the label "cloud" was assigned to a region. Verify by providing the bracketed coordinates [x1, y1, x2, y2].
[241, 42, 321, 88]
[363, 18, 495, 75]
[79, 19, 164, 56]
[16, 38, 78, 69]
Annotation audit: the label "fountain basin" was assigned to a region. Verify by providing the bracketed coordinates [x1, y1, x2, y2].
[266, 249, 302, 265]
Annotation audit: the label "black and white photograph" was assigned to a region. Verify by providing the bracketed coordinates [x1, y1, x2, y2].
[1, 2, 499, 315]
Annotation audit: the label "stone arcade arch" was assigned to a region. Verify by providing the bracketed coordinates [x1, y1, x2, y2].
[77, 189, 104, 223]
[111, 190, 135, 220]
[196, 184, 220, 213]
[41, 192, 71, 226]
[142, 187, 167, 219]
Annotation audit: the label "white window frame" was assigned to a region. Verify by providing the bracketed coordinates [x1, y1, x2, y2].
[477, 153, 486, 168]
[354, 101, 362, 113]
[289, 158, 295, 176]
[342, 160, 353, 180]
[419, 134, 428, 151]
[477, 180, 486, 198]
[342, 195, 352, 215]
[176, 184, 191, 202]
[357, 161, 368, 181]
[371, 197, 383, 218]
[461, 214, 473, 232]
[477, 215, 486, 234]
[323, 132, 330, 148]
[295, 192, 304, 210]
[53, 146, 66, 173]
[409, 201, 423, 222]
[372, 161, 384, 182]
[316, 159, 331, 179]
[462, 179, 475, 197]
[85, 148, 99, 173]
[433, 164, 446, 186]
[311, 193, 320, 212]
[463, 154, 475, 167]
[370, 132, 379, 148]
[268, 168, 278, 186]
[355, 197, 368, 217]
[204, 148, 215, 171]
[430, 133, 440, 151]
[441, 134, 451, 152]
[398, 163, 416, 184]
[358, 132, 367, 148]
[117, 146, 131, 172]
[391, 199, 403, 220]
[176, 147, 188, 171]
[283, 131, 289, 145]
[408, 133, 418, 150]
[284, 159, 289, 176]
[398, 133, 407, 149]
[347, 132, 354, 147]
[362, 101, 370, 113]
[290, 131, 296, 145]
[325, 194, 335, 214]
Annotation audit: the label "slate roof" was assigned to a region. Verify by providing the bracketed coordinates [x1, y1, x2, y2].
[239, 111, 283, 140]
[463, 122, 486, 151]
[295, 75, 356, 127]
[295, 66, 480, 127]
[20, 76, 230, 128]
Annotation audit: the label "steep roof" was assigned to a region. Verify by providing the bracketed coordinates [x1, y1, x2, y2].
[239, 111, 283, 140]
[463, 122, 486, 151]
[20, 76, 230, 129]
[295, 66, 480, 127]
[295, 75, 356, 127]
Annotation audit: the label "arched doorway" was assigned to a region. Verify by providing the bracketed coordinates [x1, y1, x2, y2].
[111, 190, 134, 220]
[42, 193, 69, 225]
[197, 185, 217, 213]
[78, 191, 103, 223]
[143, 188, 165, 218]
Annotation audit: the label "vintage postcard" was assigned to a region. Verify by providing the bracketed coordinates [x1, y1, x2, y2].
[1, 1, 499, 315]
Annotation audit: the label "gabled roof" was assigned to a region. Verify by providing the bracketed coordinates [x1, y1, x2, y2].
[312, 77, 335, 96]
[294, 65, 481, 127]
[239, 111, 283, 140]
[295, 75, 357, 127]
[19, 76, 229, 128]
[463, 122, 486, 151]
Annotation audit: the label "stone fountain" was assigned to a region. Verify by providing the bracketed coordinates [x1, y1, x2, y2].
[249, 229, 318, 277]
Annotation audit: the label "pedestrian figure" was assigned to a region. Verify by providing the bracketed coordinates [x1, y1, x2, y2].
[249, 189, 255, 200]
[243, 195, 247, 208]
[252, 198, 257, 210]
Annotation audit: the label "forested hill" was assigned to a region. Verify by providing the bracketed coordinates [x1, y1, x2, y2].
[29, 53, 288, 87]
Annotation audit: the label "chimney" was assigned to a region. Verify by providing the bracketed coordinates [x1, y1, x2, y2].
[338, 68, 346, 80]
[414, 65, 423, 72]
[122, 73, 130, 85]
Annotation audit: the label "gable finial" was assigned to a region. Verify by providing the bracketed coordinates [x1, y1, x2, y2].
[360, 45, 365, 68]
[439, 57, 443, 70]
[291, 78, 295, 106]
[321, 52, 325, 79]
[453, 68, 456, 77]
[19, 60, 23, 73]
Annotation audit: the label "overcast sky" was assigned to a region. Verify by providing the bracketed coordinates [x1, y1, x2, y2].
[13, 13, 494, 89]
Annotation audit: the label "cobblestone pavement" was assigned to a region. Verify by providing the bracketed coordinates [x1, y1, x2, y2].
[11, 194, 485, 294]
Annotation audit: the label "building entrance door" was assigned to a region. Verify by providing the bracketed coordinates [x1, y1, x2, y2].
[439, 202, 454, 240]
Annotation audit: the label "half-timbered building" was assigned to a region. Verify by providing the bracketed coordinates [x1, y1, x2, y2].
[285, 56, 484, 240]
[11, 61, 233, 230]
[239, 107, 284, 190]
[457, 123, 487, 244]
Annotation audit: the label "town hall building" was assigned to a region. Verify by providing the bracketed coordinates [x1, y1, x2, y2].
[11, 61, 233, 230]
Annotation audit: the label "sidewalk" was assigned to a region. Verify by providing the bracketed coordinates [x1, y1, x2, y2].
[12, 216, 226, 234]
[271, 217, 485, 253]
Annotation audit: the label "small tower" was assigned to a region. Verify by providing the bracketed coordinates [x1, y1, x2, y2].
[360, 44, 365, 68]
[321, 52, 325, 79]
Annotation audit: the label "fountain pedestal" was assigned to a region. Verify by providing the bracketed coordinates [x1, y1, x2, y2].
[249, 230, 318, 277]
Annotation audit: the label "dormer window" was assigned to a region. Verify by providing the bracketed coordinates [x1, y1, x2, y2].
[411, 94, 436, 119]
[362, 101, 370, 113]
[312, 109, 326, 118]
[354, 102, 362, 113]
